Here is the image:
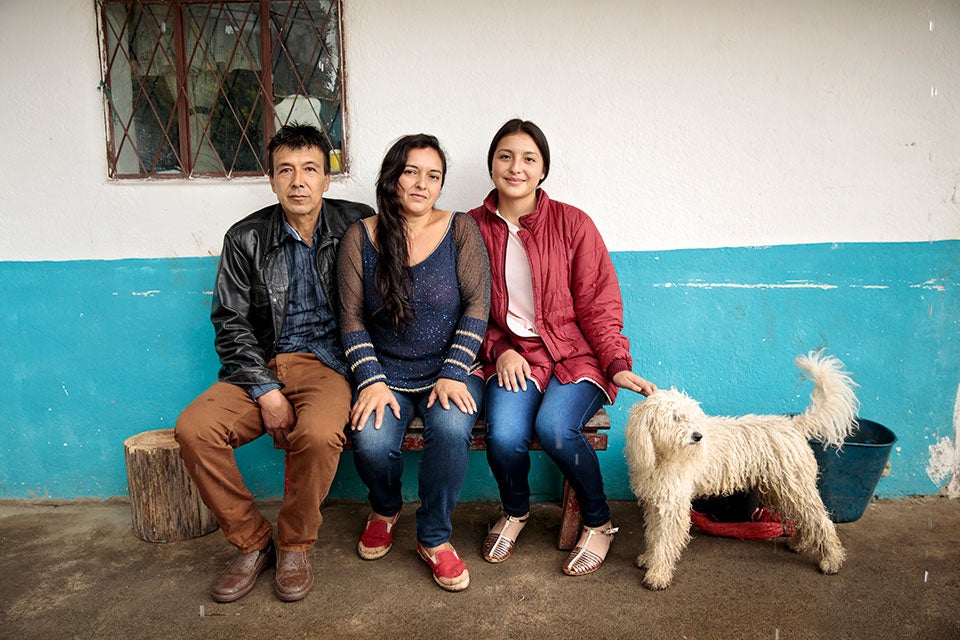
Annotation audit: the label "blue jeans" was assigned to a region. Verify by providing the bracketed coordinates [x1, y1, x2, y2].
[484, 377, 609, 527]
[351, 375, 484, 547]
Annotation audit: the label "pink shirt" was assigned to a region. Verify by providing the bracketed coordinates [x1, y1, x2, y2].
[498, 212, 539, 338]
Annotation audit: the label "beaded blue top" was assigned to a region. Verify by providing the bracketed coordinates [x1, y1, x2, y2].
[338, 212, 490, 393]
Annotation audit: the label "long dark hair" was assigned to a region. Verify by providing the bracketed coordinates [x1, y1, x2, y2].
[486, 118, 550, 185]
[374, 133, 447, 327]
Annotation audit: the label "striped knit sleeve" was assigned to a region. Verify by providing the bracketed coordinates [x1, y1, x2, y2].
[342, 329, 387, 390]
[438, 315, 487, 382]
[438, 213, 490, 382]
[337, 220, 387, 390]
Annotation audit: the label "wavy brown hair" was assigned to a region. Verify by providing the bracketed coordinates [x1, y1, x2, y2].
[374, 134, 447, 327]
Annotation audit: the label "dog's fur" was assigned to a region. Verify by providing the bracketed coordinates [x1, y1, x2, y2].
[624, 350, 859, 590]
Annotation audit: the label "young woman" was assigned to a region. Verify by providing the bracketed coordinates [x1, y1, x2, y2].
[337, 134, 490, 591]
[468, 119, 657, 575]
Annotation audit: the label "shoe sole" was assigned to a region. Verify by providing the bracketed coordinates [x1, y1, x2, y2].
[211, 586, 255, 603]
[358, 542, 392, 560]
[432, 573, 470, 591]
[275, 584, 313, 602]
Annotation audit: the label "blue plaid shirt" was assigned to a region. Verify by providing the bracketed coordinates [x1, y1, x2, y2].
[248, 219, 347, 400]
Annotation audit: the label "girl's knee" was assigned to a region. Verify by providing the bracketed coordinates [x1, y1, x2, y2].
[533, 417, 573, 445]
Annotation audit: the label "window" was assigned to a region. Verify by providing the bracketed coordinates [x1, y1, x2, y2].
[98, 0, 345, 178]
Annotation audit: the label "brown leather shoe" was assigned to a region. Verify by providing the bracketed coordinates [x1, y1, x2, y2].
[274, 549, 314, 602]
[210, 539, 275, 603]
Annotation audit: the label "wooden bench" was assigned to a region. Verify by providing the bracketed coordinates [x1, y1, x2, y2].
[126, 411, 609, 546]
[284, 409, 610, 550]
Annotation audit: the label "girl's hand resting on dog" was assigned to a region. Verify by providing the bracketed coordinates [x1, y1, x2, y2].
[613, 371, 658, 397]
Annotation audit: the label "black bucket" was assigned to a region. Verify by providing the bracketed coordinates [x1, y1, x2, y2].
[810, 419, 897, 523]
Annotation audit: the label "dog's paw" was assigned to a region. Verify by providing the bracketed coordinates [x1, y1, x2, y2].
[633, 553, 648, 569]
[819, 557, 843, 575]
[642, 571, 672, 591]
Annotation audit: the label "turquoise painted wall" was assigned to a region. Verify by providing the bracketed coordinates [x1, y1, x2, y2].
[1, 241, 957, 501]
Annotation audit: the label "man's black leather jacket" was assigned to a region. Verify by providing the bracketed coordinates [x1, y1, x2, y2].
[211, 198, 373, 388]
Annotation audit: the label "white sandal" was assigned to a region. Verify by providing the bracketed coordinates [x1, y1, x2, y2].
[481, 513, 529, 563]
[562, 524, 619, 575]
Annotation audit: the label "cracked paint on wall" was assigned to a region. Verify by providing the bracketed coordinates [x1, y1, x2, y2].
[928, 384, 960, 498]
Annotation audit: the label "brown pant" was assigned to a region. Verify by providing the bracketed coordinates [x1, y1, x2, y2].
[175, 353, 350, 553]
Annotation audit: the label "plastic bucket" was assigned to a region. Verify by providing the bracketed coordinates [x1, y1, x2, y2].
[810, 419, 897, 523]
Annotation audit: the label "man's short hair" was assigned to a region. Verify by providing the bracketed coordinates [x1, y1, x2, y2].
[267, 123, 332, 175]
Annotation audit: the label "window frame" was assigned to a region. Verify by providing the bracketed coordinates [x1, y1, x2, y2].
[96, 0, 348, 179]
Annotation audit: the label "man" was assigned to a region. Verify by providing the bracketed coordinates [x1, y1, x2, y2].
[175, 124, 373, 603]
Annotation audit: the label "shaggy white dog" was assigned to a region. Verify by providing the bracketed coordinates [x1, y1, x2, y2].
[625, 351, 859, 590]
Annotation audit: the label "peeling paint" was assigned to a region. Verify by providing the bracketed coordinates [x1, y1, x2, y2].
[650, 281, 915, 291]
[653, 281, 838, 290]
[131, 290, 161, 297]
[651, 280, 954, 291]
[927, 436, 955, 486]
[940, 384, 960, 498]
[911, 279, 946, 292]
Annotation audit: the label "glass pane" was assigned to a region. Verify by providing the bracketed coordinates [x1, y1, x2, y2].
[271, 1, 343, 156]
[184, 2, 265, 174]
[103, 2, 182, 176]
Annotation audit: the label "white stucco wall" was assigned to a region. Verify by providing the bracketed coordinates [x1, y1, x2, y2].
[0, 0, 957, 261]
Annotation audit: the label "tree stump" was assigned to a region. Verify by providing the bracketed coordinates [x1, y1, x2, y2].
[123, 428, 219, 543]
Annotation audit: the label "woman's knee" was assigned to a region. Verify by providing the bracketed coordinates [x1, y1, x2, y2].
[424, 408, 475, 443]
[349, 423, 402, 461]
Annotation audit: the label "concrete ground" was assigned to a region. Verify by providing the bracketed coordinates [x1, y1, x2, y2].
[1, 497, 958, 640]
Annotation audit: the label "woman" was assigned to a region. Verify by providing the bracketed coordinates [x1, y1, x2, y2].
[337, 134, 490, 591]
[468, 119, 657, 575]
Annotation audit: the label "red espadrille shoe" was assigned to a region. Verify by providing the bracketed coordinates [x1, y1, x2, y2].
[416, 542, 470, 592]
[358, 511, 401, 560]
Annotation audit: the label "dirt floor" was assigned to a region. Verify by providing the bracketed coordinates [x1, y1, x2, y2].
[1, 497, 958, 640]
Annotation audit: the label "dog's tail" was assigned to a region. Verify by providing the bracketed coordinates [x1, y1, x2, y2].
[793, 350, 860, 448]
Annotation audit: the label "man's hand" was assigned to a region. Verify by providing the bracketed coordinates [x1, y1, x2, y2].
[257, 388, 296, 449]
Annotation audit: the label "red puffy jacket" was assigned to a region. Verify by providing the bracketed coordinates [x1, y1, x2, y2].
[468, 189, 632, 403]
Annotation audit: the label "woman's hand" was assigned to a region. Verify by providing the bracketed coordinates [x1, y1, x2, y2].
[427, 378, 477, 414]
[350, 382, 401, 431]
[496, 350, 532, 392]
[612, 371, 658, 397]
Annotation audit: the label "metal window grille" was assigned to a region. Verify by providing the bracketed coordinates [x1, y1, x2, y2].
[97, 0, 344, 178]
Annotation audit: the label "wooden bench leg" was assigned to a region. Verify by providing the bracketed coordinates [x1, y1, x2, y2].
[558, 480, 582, 550]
